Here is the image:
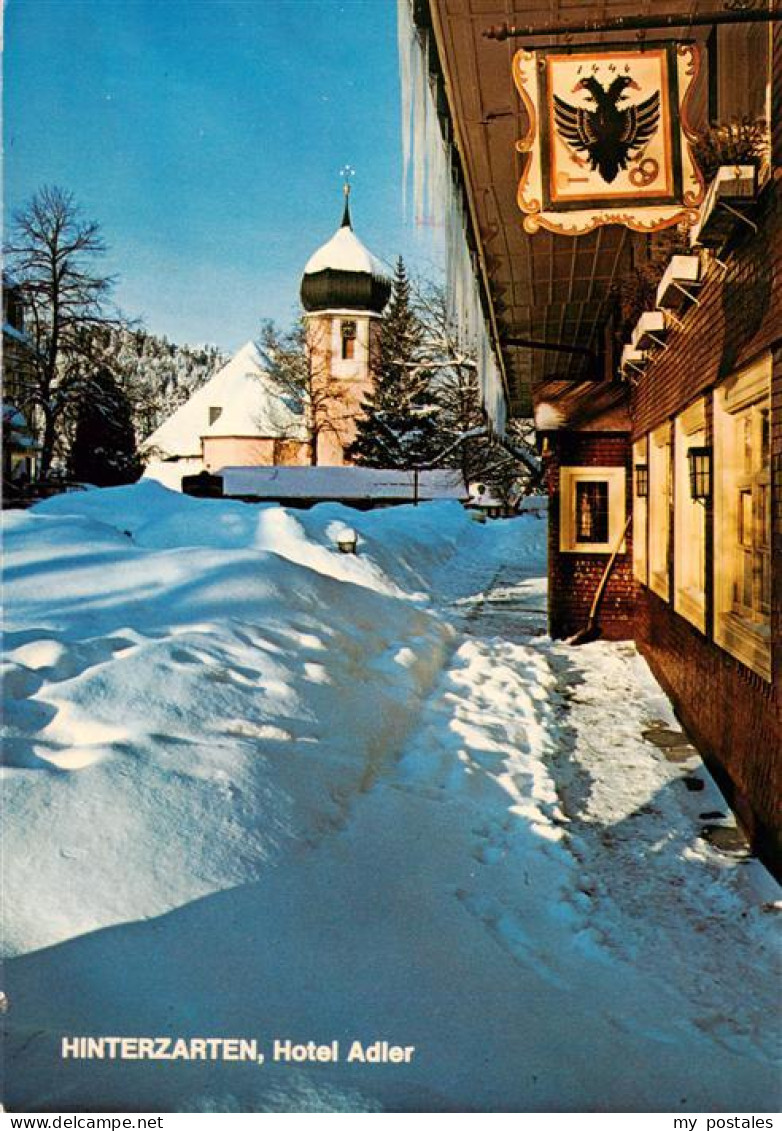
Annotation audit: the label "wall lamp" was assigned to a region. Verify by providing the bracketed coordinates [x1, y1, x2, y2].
[687, 446, 712, 501]
[634, 464, 649, 498]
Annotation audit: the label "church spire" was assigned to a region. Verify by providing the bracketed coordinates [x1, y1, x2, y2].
[300, 164, 391, 316]
[340, 164, 355, 229]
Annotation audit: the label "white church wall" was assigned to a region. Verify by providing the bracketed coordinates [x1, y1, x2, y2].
[143, 457, 204, 491]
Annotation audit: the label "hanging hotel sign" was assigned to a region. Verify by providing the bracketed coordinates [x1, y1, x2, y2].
[512, 43, 704, 235]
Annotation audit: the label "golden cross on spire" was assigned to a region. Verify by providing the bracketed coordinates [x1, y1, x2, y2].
[339, 166, 355, 228]
[340, 164, 356, 197]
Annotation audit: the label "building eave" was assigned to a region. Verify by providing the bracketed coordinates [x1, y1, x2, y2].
[411, 0, 730, 420]
[411, 0, 514, 420]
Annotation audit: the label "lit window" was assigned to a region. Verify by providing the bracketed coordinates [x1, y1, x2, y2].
[648, 423, 672, 600]
[575, 482, 609, 542]
[632, 437, 648, 584]
[559, 466, 626, 554]
[341, 320, 357, 360]
[714, 354, 771, 681]
[674, 399, 706, 630]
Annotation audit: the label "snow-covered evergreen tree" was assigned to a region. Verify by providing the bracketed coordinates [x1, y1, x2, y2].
[69, 365, 143, 486]
[347, 258, 440, 469]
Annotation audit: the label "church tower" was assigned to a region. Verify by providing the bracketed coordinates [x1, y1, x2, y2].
[300, 181, 391, 465]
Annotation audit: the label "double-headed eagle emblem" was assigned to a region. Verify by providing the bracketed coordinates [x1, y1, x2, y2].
[554, 75, 661, 184]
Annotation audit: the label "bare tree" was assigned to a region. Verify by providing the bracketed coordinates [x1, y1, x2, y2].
[256, 317, 357, 466]
[4, 186, 122, 477]
[257, 280, 541, 488]
[411, 280, 541, 495]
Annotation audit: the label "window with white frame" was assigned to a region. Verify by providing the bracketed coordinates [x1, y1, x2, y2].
[648, 423, 672, 600]
[632, 437, 648, 585]
[714, 354, 771, 681]
[674, 398, 707, 631]
[559, 466, 626, 554]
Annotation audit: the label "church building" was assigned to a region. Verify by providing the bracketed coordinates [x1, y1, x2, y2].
[143, 185, 390, 487]
[300, 184, 392, 465]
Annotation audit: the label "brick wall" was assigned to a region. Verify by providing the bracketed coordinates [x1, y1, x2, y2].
[547, 431, 635, 640]
[630, 183, 780, 871]
[637, 588, 780, 869]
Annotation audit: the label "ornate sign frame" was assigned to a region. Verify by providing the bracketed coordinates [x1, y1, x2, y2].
[513, 42, 705, 235]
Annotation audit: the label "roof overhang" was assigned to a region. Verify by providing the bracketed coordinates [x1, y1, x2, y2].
[534, 379, 632, 433]
[410, 0, 722, 420]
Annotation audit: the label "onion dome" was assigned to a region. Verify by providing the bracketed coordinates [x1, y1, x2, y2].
[300, 186, 391, 314]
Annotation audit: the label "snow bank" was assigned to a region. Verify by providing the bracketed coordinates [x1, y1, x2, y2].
[3, 484, 541, 956]
[27, 479, 544, 601]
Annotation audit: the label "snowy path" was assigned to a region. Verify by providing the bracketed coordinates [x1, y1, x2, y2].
[3, 492, 780, 1113]
[284, 550, 780, 1112]
[439, 563, 780, 1075]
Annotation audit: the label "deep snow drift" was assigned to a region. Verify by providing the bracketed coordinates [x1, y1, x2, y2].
[2, 482, 779, 1113]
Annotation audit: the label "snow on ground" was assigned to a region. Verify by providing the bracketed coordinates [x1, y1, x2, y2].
[2, 483, 483, 956]
[2, 483, 779, 1113]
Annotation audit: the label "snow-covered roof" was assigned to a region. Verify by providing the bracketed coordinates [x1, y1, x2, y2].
[142, 340, 307, 458]
[303, 225, 388, 279]
[220, 466, 467, 501]
[9, 434, 40, 450]
[3, 404, 28, 429]
[3, 322, 31, 345]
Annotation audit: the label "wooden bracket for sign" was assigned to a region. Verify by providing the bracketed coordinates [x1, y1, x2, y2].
[718, 200, 759, 235]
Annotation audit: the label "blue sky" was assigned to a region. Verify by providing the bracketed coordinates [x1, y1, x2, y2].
[5, 0, 440, 351]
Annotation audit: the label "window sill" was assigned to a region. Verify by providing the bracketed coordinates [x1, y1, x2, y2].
[675, 587, 706, 633]
[561, 542, 623, 555]
[716, 612, 772, 682]
[650, 570, 669, 602]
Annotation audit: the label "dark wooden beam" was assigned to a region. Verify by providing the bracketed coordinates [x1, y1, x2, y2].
[484, 6, 781, 42]
[502, 336, 598, 361]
